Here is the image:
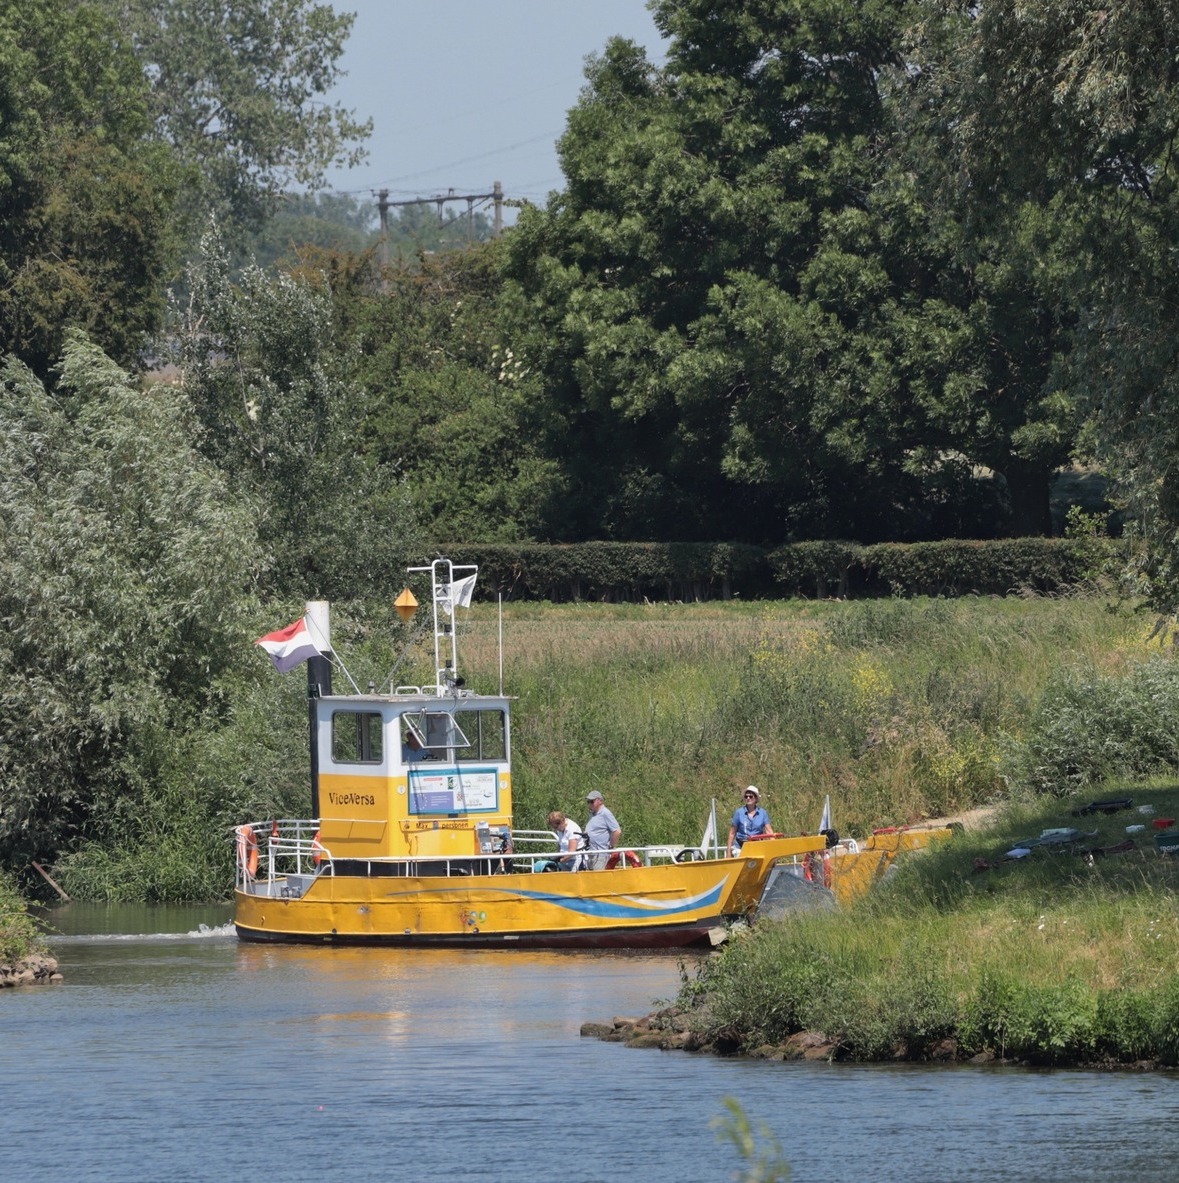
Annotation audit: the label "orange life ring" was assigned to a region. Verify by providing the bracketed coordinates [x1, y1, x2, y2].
[236, 825, 259, 879]
[802, 850, 832, 888]
[311, 830, 324, 867]
[605, 850, 642, 870]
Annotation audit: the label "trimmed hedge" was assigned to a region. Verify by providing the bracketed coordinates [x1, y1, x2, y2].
[433, 542, 771, 603]
[431, 538, 1115, 603]
[773, 538, 1116, 598]
[862, 538, 1109, 597]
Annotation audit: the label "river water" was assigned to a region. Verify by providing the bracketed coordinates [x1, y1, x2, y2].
[4, 904, 1177, 1183]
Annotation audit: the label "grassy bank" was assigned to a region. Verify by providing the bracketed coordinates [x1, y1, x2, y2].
[671, 785, 1179, 1066]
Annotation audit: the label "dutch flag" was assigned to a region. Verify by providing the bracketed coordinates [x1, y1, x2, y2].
[255, 616, 328, 673]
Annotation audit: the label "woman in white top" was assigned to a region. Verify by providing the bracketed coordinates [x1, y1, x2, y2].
[548, 811, 583, 871]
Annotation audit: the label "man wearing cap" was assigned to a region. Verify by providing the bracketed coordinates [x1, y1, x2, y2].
[584, 790, 621, 870]
[727, 785, 772, 857]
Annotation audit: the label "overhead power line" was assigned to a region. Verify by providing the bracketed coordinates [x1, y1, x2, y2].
[374, 182, 505, 266]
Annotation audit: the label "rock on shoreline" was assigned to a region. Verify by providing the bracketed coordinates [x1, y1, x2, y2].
[1, 953, 63, 987]
[581, 1007, 1162, 1071]
[581, 1008, 850, 1060]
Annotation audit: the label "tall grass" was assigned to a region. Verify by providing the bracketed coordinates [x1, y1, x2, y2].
[461, 595, 1149, 840]
[1, 870, 45, 962]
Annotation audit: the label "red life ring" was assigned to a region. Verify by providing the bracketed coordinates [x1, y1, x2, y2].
[236, 825, 259, 879]
[311, 830, 324, 867]
[604, 850, 642, 869]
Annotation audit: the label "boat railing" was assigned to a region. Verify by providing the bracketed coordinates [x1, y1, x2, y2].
[505, 832, 703, 873]
[234, 819, 327, 891]
[234, 821, 776, 888]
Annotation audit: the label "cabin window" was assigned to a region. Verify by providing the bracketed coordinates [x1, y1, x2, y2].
[401, 710, 470, 761]
[455, 709, 507, 762]
[331, 711, 383, 764]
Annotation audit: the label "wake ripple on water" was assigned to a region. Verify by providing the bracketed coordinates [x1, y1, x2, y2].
[49, 922, 237, 945]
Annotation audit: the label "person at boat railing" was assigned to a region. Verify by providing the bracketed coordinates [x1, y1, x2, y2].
[727, 785, 773, 857]
[584, 790, 621, 870]
[548, 811, 584, 871]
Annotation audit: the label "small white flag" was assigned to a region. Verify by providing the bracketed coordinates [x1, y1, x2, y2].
[700, 804, 717, 854]
[819, 794, 831, 834]
[443, 572, 477, 614]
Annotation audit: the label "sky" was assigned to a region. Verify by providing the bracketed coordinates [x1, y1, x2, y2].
[319, 1, 667, 220]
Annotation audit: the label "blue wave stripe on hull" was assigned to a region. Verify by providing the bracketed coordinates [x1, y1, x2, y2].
[375, 880, 727, 919]
[511, 883, 725, 918]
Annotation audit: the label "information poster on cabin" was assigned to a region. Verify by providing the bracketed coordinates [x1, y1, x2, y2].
[410, 771, 498, 814]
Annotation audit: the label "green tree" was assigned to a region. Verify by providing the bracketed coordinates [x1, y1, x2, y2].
[381, 200, 497, 262]
[345, 240, 561, 543]
[504, 1, 1086, 544]
[892, 1, 1090, 537]
[502, 5, 961, 543]
[0, 0, 178, 378]
[102, 0, 371, 239]
[242, 191, 380, 273]
[902, 1, 1179, 590]
[240, 193, 499, 278]
[176, 228, 420, 599]
[0, 333, 261, 867]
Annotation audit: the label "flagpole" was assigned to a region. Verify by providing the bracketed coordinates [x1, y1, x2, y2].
[305, 601, 333, 821]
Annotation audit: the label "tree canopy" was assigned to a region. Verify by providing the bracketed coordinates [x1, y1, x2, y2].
[0, 0, 178, 378]
[101, 0, 371, 239]
[175, 228, 420, 601]
[901, 1, 1179, 601]
[0, 333, 261, 865]
[347, 241, 563, 543]
[499, 1, 1074, 543]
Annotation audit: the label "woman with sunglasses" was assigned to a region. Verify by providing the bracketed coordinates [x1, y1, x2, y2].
[727, 785, 772, 857]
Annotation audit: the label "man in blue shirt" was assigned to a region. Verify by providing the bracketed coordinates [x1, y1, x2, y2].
[584, 789, 621, 869]
[727, 785, 772, 856]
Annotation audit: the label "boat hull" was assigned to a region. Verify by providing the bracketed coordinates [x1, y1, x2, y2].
[233, 840, 813, 949]
[234, 917, 716, 950]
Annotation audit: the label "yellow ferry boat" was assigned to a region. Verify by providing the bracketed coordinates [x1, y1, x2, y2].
[233, 559, 828, 949]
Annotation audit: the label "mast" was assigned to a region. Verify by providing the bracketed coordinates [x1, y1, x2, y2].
[305, 600, 332, 818]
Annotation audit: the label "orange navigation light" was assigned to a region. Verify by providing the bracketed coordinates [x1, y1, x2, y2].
[394, 588, 419, 623]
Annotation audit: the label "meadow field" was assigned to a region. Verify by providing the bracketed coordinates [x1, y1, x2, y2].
[457, 593, 1163, 842]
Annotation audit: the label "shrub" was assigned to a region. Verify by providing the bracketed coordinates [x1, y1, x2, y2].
[0, 872, 44, 963]
[1011, 658, 1179, 794]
